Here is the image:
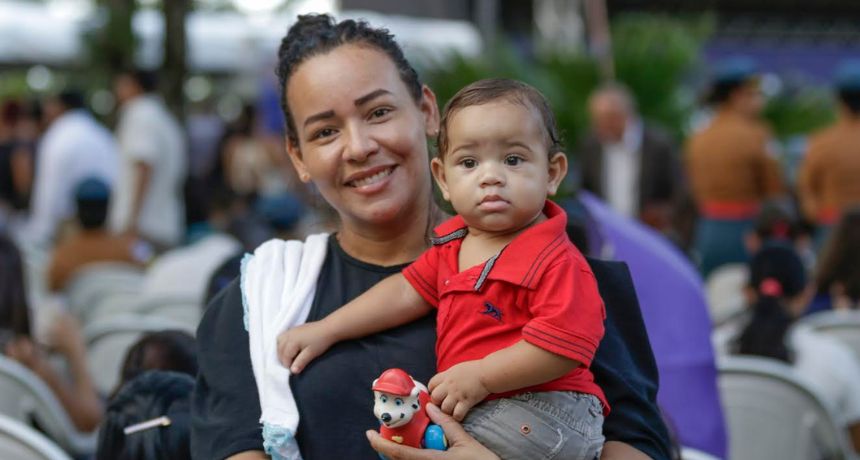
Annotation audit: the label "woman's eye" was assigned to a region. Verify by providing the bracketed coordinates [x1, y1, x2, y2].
[395, 398, 403, 406]
[461, 159, 477, 169]
[370, 108, 391, 119]
[313, 128, 335, 140]
[505, 155, 523, 166]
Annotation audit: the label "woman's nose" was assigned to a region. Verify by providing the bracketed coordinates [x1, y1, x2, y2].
[343, 123, 378, 162]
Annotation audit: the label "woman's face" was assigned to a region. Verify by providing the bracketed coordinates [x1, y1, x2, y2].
[284, 44, 439, 230]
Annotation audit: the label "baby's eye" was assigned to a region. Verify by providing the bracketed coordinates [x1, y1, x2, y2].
[395, 398, 403, 406]
[461, 158, 477, 169]
[380, 395, 388, 403]
[504, 155, 523, 166]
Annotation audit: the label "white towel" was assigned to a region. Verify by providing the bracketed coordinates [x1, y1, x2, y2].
[242, 233, 329, 460]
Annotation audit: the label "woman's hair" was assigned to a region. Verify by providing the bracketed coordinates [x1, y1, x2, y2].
[838, 89, 860, 115]
[275, 13, 423, 145]
[437, 78, 563, 158]
[735, 244, 807, 363]
[815, 207, 860, 302]
[113, 330, 197, 398]
[96, 371, 193, 460]
[0, 233, 31, 336]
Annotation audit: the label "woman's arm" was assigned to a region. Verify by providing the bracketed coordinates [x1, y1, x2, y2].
[278, 273, 431, 373]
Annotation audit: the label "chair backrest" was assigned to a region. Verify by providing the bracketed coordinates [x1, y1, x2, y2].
[799, 310, 860, 362]
[84, 314, 194, 395]
[680, 446, 720, 460]
[706, 263, 749, 326]
[0, 414, 71, 460]
[0, 356, 95, 456]
[63, 263, 144, 323]
[718, 355, 853, 460]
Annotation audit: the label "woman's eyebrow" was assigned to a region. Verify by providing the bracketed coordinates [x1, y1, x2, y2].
[355, 89, 392, 107]
[303, 110, 335, 128]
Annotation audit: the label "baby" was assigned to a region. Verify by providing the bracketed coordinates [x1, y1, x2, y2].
[279, 78, 607, 459]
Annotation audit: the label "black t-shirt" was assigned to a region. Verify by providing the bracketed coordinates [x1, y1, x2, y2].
[191, 237, 672, 460]
[191, 236, 437, 460]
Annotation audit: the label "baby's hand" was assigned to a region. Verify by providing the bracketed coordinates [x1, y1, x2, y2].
[277, 321, 336, 374]
[428, 360, 490, 422]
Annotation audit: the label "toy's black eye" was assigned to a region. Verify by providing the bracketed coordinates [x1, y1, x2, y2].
[412, 403, 419, 409]
[380, 395, 388, 403]
[395, 398, 403, 406]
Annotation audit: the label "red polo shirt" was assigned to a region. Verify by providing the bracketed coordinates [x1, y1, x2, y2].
[403, 201, 608, 412]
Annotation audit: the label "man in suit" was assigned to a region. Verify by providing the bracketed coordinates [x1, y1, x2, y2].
[579, 83, 682, 234]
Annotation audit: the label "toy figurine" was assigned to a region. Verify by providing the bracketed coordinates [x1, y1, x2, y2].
[372, 368, 447, 457]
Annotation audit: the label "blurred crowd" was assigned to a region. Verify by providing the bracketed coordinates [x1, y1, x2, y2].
[0, 56, 859, 458]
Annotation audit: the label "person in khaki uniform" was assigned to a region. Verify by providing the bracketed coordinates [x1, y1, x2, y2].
[798, 61, 860, 244]
[685, 57, 784, 277]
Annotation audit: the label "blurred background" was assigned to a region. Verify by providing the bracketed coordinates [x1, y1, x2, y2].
[1, 1, 860, 459]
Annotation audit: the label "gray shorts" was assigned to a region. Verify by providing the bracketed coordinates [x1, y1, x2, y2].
[463, 391, 605, 460]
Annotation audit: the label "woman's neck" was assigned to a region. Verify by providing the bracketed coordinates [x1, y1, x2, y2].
[337, 204, 433, 267]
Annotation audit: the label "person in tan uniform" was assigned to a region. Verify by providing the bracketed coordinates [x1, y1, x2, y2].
[798, 60, 860, 243]
[685, 57, 784, 277]
[47, 178, 151, 291]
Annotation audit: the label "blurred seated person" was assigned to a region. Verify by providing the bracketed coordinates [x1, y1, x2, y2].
[578, 83, 683, 233]
[731, 244, 860, 452]
[685, 57, 784, 277]
[0, 233, 103, 431]
[96, 371, 193, 460]
[47, 177, 152, 292]
[112, 330, 197, 398]
[809, 208, 860, 314]
[799, 61, 860, 240]
[744, 200, 815, 268]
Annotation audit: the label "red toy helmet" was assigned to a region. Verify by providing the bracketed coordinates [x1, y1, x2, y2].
[372, 368, 417, 396]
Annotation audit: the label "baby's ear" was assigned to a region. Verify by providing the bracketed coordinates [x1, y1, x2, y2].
[430, 158, 451, 202]
[546, 152, 568, 195]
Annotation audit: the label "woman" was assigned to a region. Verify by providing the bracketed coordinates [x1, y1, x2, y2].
[0, 233, 103, 432]
[191, 14, 669, 460]
[733, 244, 860, 452]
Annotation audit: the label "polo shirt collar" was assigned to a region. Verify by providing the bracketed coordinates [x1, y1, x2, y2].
[431, 200, 569, 289]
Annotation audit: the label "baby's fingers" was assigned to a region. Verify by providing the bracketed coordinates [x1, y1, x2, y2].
[452, 401, 472, 422]
[277, 335, 300, 368]
[290, 346, 322, 374]
[430, 383, 448, 406]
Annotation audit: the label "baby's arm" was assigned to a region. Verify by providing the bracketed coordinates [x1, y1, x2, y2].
[277, 273, 432, 373]
[428, 341, 580, 421]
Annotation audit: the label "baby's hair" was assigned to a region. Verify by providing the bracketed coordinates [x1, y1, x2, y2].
[275, 14, 423, 145]
[437, 78, 563, 157]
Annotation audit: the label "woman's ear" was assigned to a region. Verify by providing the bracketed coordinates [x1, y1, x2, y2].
[420, 85, 440, 138]
[285, 137, 311, 183]
[546, 152, 568, 195]
[430, 158, 450, 202]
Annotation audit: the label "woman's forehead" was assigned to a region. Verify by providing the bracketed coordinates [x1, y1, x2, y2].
[286, 44, 407, 114]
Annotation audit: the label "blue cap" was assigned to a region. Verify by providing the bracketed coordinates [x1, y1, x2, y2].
[75, 177, 110, 201]
[835, 60, 860, 91]
[713, 56, 758, 85]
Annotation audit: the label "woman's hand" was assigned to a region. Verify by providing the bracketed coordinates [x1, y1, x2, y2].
[276, 321, 337, 373]
[428, 360, 490, 421]
[366, 403, 499, 460]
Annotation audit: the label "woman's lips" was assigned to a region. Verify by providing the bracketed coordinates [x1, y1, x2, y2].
[344, 165, 396, 193]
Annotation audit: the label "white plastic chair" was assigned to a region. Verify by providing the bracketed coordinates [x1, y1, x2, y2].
[706, 263, 749, 326]
[0, 356, 96, 456]
[799, 310, 860, 362]
[84, 314, 194, 395]
[63, 263, 144, 323]
[680, 446, 720, 460]
[0, 414, 71, 460]
[718, 355, 854, 460]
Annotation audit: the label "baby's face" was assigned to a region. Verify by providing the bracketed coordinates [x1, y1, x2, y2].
[432, 101, 565, 234]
